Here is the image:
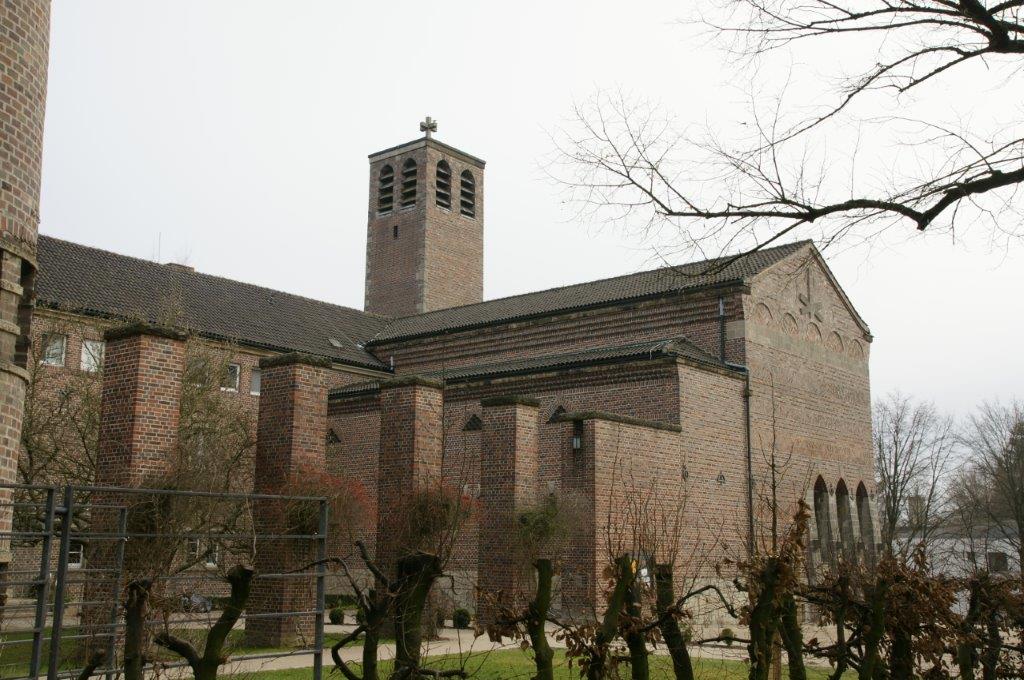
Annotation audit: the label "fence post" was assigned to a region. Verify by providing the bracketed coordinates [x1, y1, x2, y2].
[313, 498, 328, 680]
[104, 507, 128, 680]
[47, 486, 75, 680]
[29, 486, 57, 679]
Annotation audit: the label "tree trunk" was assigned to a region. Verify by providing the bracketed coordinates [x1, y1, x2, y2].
[123, 580, 152, 680]
[623, 575, 649, 680]
[653, 565, 693, 680]
[778, 594, 806, 680]
[195, 565, 253, 680]
[858, 577, 887, 680]
[528, 559, 555, 680]
[587, 554, 635, 680]
[747, 558, 780, 680]
[957, 578, 981, 680]
[392, 552, 442, 679]
[981, 602, 1001, 680]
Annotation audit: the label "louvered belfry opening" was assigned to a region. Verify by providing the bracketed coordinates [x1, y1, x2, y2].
[460, 169, 476, 217]
[377, 164, 394, 214]
[400, 158, 418, 209]
[435, 160, 452, 209]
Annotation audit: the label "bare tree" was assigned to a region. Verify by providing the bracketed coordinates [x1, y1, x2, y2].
[873, 392, 957, 557]
[961, 400, 1024, 570]
[552, 1, 1024, 264]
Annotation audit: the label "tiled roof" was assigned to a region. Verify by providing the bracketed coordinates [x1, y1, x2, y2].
[368, 241, 811, 343]
[35, 236, 389, 370]
[328, 336, 728, 399]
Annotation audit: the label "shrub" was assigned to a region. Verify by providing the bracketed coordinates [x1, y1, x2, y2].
[720, 627, 735, 647]
[452, 608, 471, 629]
[435, 609, 448, 628]
[329, 607, 344, 625]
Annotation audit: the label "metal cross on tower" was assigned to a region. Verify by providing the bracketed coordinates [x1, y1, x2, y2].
[420, 116, 438, 138]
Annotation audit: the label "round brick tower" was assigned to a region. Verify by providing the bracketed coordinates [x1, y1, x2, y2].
[0, 0, 50, 570]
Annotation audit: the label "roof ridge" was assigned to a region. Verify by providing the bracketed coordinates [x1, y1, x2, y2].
[38, 234, 389, 321]
[385, 240, 812, 324]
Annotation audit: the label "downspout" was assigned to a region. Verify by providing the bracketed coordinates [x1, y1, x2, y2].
[744, 370, 754, 556]
[723, 295, 755, 556]
[718, 297, 727, 363]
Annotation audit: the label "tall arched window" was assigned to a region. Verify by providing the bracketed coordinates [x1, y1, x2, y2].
[377, 164, 394, 214]
[460, 169, 476, 218]
[435, 160, 452, 209]
[813, 476, 835, 569]
[400, 158, 418, 209]
[856, 482, 877, 565]
[835, 480, 856, 562]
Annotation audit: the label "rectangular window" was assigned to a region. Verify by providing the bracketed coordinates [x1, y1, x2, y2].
[80, 339, 105, 373]
[41, 334, 67, 366]
[249, 367, 261, 396]
[188, 538, 218, 567]
[220, 363, 240, 392]
[987, 551, 1008, 573]
[68, 541, 85, 569]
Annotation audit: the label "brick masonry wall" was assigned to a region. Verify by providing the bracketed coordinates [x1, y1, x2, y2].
[477, 399, 539, 623]
[371, 288, 746, 376]
[742, 246, 877, 571]
[248, 355, 330, 647]
[365, 139, 484, 316]
[0, 0, 49, 568]
[375, 380, 444, 576]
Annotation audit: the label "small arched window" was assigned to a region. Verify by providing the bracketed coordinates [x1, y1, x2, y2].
[835, 480, 856, 561]
[856, 482, 877, 565]
[813, 476, 835, 570]
[460, 170, 476, 218]
[377, 164, 394, 214]
[435, 160, 452, 209]
[400, 158, 418, 209]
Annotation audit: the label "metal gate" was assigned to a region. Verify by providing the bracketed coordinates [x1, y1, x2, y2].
[1, 483, 328, 680]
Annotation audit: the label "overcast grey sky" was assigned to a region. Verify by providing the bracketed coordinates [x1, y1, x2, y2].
[39, 1, 1022, 417]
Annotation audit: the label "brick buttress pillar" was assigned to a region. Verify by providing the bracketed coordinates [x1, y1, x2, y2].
[83, 323, 186, 646]
[477, 396, 540, 625]
[247, 353, 330, 647]
[0, 0, 50, 590]
[375, 377, 444, 577]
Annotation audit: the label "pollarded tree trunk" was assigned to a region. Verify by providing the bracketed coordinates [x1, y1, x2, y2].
[587, 554, 635, 680]
[778, 593, 806, 680]
[653, 565, 694, 680]
[391, 552, 443, 680]
[154, 565, 255, 680]
[123, 579, 153, 680]
[858, 577, 888, 680]
[623, 575, 649, 680]
[747, 559, 781, 680]
[528, 559, 555, 680]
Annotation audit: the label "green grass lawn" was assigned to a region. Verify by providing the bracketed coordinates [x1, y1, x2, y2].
[239, 649, 846, 680]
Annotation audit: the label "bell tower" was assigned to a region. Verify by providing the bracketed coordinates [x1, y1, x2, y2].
[364, 118, 485, 317]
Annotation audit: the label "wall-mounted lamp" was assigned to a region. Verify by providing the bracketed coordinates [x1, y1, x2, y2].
[571, 421, 584, 453]
[681, 464, 689, 481]
[716, 472, 726, 485]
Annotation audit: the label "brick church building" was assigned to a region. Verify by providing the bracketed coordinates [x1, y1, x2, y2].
[22, 126, 878, 617]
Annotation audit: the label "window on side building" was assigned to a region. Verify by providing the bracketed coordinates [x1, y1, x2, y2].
[41, 333, 67, 366]
[80, 339, 105, 373]
[221, 363, 240, 392]
[250, 367, 261, 396]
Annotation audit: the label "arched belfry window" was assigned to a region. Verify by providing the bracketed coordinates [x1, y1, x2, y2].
[400, 158, 418, 209]
[835, 479, 856, 561]
[856, 482, 877, 564]
[435, 160, 452, 209]
[460, 170, 476, 218]
[377, 164, 394, 214]
[813, 476, 835, 569]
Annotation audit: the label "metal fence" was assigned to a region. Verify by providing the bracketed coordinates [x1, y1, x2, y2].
[0, 483, 328, 680]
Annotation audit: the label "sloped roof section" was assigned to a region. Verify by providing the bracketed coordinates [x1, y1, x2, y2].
[36, 236, 389, 370]
[370, 241, 811, 343]
[329, 336, 727, 400]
